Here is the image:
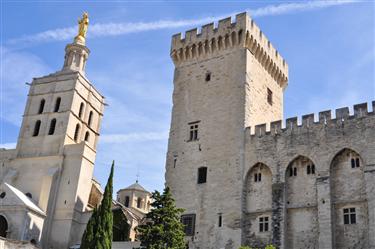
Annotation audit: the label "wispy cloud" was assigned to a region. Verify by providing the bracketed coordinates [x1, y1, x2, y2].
[101, 131, 168, 144]
[7, 0, 355, 47]
[0, 142, 16, 149]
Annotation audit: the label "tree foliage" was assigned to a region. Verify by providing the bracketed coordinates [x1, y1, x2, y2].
[136, 187, 186, 249]
[81, 161, 114, 249]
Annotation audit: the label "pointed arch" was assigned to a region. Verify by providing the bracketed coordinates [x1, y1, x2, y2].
[0, 215, 8, 237]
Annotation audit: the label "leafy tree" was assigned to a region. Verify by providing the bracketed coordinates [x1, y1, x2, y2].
[136, 186, 186, 249]
[81, 161, 114, 249]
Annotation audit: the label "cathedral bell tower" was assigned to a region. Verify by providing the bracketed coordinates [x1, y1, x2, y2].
[8, 13, 106, 248]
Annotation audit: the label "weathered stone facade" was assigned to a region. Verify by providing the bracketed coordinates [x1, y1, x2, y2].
[165, 12, 375, 249]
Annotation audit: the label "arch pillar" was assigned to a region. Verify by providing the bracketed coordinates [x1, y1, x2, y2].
[316, 176, 333, 249]
[364, 164, 375, 248]
[271, 182, 286, 249]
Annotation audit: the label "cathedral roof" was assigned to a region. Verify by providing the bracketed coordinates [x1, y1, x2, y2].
[117, 181, 149, 193]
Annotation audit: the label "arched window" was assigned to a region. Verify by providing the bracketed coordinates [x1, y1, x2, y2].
[78, 102, 84, 118]
[54, 97, 61, 112]
[84, 131, 90, 142]
[38, 99, 45, 114]
[48, 119, 56, 135]
[0, 215, 8, 237]
[74, 124, 80, 142]
[137, 198, 142, 209]
[124, 196, 130, 207]
[88, 111, 93, 127]
[33, 120, 41, 136]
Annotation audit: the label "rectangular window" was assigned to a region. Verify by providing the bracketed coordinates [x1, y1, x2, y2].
[267, 88, 273, 105]
[218, 213, 222, 227]
[259, 216, 269, 232]
[343, 208, 356, 224]
[181, 214, 196, 236]
[188, 121, 200, 141]
[198, 167, 207, 184]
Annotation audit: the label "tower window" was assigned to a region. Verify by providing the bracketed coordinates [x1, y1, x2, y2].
[54, 97, 61, 112]
[189, 122, 199, 141]
[205, 72, 211, 82]
[33, 120, 41, 136]
[267, 88, 273, 105]
[124, 196, 130, 207]
[197, 167, 207, 184]
[218, 213, 222, 227]
[181, 214, 196, 236]
[78, 102, 84, 118]
[74, 124, 80, 142]
[25, 192, 32, 198]
[137, 198, 142, 209]
[88, 111, 93, 127]
[289, 167, 297, 177]
[84, 131, 90, 142]
[259, 216, 269, 232]
[48, 119, 56, 135]
[343, 207, 356, 224]
[38, 99, 45, 114]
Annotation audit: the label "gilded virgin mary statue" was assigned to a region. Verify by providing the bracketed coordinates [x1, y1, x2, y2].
[74, 12, 89, 45]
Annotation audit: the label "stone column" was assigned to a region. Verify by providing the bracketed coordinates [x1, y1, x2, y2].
[364, 165, 375, 248]
[316, 176, 333, 249]
[271, 182, 285, 249]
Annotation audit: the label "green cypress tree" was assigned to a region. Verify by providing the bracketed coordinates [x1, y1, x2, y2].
[137, 186, 186, 249]
[81, 161, 114, 249]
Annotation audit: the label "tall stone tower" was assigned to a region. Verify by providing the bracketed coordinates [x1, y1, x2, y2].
[0, 13, 105, 248]
[165, 13, 288, 248]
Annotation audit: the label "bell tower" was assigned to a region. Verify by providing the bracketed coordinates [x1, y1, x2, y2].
[6, 13, 106, 248]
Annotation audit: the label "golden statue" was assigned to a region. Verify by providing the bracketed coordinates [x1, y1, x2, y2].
[74, 12, 89, 44]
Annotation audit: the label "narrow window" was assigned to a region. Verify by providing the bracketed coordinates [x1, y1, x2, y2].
[88, 111, 93, 127]
[267, 88, 273, 105]
[254, 173, 258, 182]
[124, 196, 130, 207]
[311, 164, 315, 174]
[78, 102, 84, 118]
[48, 118, 56, 135]
[137, 198, 142, 209]
[25, 192, 32, 198]
[54, 97, 61, 112]
[218, 213, 222, 227]
[259, 216, 269, 232]
[293, 167, 297, 176]
[74, 124, 80, 142]
[38, 99, 45, 114]
[343, 208, 356, 224]
[181, 214, 196, 236]
[33, 120, 41, 136]
[307, 165, 311, 175]
[189, 122, 199, 141]
[197, 167, 207, 184]
[355, 158, 360, 168]
[258, 173, 261, 182]
[289, 168, 293, 177]
[84, 131, 90, 142]
[351, 158, 356, 168]
[173, 158, 177, 168]
[205, 72, 211, 82]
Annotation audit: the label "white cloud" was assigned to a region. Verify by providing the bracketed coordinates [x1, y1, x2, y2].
[101, 131, 168, 144]
[0, 142, 16, 149]
[6, 1, 355, 47]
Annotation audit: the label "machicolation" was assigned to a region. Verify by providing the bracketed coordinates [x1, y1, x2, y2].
[170, 12, 288, 88]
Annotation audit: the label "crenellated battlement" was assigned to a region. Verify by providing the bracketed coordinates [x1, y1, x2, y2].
[170, 12, 288, 88]
[246, 101, 375, 138]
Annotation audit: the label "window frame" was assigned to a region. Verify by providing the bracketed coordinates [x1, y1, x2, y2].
[181, 214, 196, 236]
[197, 167, 207, 184]
[343, 207, 357, 225]
[259, 216, 269, 232]
[188, 121, 200, 141]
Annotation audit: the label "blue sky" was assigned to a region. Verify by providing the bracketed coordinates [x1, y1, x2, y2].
[1, 1, 374, 193]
